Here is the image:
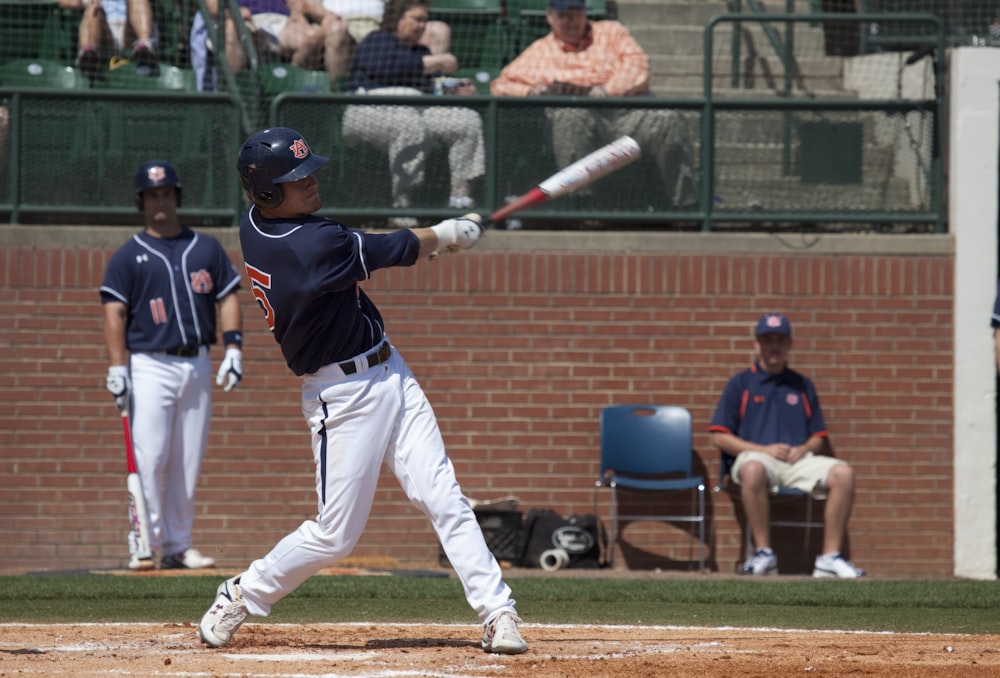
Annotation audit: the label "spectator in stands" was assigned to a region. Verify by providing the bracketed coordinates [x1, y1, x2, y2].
[342, 0, 484, 226]
[490, 0, 697, 208]
[709, 313, 866, 579]
[314, 0, 452, 89]
[58, 0, 158, 79]
[191, 0, 350, 91]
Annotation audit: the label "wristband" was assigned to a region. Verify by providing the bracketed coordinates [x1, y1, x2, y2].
[222, 330, 243, 348]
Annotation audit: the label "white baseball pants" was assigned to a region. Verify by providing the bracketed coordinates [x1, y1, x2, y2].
[129, 348, 212, 558]
[237, 344, 516, 623]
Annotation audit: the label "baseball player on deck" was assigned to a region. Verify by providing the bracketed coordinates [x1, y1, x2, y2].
[100, 160, 244, 571]
[197, 127, 527, 654]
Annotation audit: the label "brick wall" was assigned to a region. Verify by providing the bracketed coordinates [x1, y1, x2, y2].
[0, 229, 954, 576]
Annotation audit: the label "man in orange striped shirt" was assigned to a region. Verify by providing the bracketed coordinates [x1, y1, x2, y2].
[490, 0, 696, 207]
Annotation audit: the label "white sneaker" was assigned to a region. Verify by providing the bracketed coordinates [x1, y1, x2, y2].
[481, 609, 527, 654]
[161, 548, 216, 569]
[813, 552, 866, 578]
[128, 554, 155, 571]
[199, 576, 248, 648]
[739, 548, 779, 575]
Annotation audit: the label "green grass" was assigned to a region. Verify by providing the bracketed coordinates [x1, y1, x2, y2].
[1, 575, 997, 635]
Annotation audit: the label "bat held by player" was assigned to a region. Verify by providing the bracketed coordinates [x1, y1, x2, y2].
[122, 409, 154, 570]
[487, 135, 642, 225]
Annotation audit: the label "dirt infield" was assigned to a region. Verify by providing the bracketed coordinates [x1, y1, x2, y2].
[2, 622, 998, 677]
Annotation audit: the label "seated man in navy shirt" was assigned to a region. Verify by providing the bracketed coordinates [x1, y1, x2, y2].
[709, 313, 865, 578]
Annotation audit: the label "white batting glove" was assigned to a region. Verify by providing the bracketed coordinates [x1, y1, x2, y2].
[216, 348, 243, 392]
[429, 213, 483, 258]
[106, 365, 130, 412]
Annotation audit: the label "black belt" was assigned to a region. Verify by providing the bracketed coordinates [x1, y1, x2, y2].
[164, 345, 201, 358]
[338, 340, 391, 375]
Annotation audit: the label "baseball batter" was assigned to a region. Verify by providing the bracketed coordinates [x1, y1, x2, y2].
[197, 127, 526, 655]
[100, 160, 244, 571]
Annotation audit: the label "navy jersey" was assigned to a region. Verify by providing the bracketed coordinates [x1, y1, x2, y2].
[239, 205, 421, 376]
[99, 229, 242, 352]
[348, 30, 434, 93]
[709, 363, 828, 447]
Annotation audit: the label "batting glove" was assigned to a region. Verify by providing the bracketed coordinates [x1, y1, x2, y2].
[216, 347, 243, 392]
[429, 213, 483, 258]
[106, 365, 130, 412]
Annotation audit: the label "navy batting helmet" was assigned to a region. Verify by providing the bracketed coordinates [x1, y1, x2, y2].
[237, 127, 328, 208]
[134, 160, 182, 211]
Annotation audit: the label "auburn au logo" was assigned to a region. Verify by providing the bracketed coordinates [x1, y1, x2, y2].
[146, 165, 166, 183]
[190, 270, 213, 294]
[289, 139, 309, 159]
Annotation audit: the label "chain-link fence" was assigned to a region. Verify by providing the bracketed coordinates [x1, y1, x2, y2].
[0, 0, 961, 230]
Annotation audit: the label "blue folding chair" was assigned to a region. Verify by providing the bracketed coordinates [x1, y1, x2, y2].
[595, 405, 706, 569]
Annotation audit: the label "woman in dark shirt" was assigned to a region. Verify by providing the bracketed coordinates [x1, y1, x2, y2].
[342, 0, 483, 225]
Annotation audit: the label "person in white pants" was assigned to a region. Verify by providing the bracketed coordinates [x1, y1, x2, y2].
[197, 126, 527, 655]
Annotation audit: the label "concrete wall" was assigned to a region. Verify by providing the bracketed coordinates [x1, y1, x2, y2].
[0, 226, 961, 577]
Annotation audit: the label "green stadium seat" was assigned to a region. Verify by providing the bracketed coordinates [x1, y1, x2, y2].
[429, 0, 508, 70]
[258, 63, 332, 95]
[0, 58, 88, 89]
[100, 62, 197, 91]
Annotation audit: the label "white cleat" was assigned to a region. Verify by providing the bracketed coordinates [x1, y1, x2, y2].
[162, 548, 216, 570]
[481, 609, 527, 654]
[739, 548, 778, 576]
[127, 554, 155, 571]
[198, 576, 248, 648]
[813, 552, 866, 579]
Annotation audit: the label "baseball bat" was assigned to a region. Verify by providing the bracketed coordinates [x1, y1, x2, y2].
[487, 135, 642, 225]
[122, 410, 153, 565]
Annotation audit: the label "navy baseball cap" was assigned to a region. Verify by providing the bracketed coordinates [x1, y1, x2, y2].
[755, 313, 792, 337]
[549, 0, 585, 10]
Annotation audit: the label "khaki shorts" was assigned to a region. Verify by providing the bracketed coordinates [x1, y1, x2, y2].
[346, 16, 380, 43]
[730, 451, 846, 499]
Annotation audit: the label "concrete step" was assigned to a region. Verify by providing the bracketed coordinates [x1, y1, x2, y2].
[648, 54, 848, 92]
[706, 110, 887, 145]
[630, 23, 830, 58]
[712, 176, 916, 211]
[650, 54, 844, 78]
[648, 83, 859, 99]
[712, 142, 895, 177]
[614, 0, 733, 26]
[614, 0, 817, 27]
[650, 75, 851, 94]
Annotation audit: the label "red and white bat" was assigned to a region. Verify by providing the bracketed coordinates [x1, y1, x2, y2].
[488, 135, 642, 224]
[122, 410, 153, 567]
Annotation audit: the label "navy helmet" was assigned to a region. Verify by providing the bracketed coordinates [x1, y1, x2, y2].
[134, 159, 182, 210]
[237, 127, 328, 208]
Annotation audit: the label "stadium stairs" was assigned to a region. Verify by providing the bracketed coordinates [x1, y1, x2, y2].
[617, 0, 919, 216]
